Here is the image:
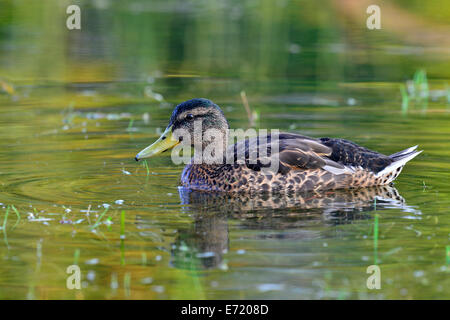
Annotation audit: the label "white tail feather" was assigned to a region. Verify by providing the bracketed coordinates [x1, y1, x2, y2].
[376, 149, 423, 178]
[390, 145, 418, 158]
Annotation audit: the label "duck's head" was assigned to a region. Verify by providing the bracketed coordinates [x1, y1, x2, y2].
[135, 98, 229, 161]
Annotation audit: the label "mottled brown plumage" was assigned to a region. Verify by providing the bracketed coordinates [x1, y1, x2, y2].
[136, 98, 422, 193]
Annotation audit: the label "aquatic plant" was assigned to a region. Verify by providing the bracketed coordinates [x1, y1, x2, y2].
[373, 214, 379, 265]
[240, 91, 259, 127]
[400, 84, 409, 114]
[90, 206, 110, 230]
[402, 69, 430, 114]
[120, 210, 125, 239]
[2, 206, 10, 230]
[74, 249, 80, 265]
[142, 159, 150, 176]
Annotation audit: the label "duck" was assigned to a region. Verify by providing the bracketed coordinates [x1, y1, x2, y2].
[135, 98, 422, 193]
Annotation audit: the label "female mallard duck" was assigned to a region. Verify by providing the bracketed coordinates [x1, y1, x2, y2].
[135, 98, 422, 193]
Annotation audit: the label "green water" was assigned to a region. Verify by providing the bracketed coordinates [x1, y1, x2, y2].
[0, 0, 449, 299]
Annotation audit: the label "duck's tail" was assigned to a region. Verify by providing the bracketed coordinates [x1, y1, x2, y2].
[375, 145, 423, 183]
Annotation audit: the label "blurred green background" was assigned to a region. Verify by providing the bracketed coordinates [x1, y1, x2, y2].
[1, 0, 450, 85]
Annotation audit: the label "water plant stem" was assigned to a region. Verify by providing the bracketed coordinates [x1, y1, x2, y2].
[90, 206, 109, 230]
[374, 214, 379, 265]
[2, 206, 10, 230]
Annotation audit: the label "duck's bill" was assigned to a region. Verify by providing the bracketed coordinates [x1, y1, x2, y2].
[135, 126, 179, 161]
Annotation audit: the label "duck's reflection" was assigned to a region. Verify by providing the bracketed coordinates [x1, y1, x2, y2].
[171, 186, 420, 269]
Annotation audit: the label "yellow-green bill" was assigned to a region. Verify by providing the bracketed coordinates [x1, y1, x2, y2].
[135, 126, 179, 161]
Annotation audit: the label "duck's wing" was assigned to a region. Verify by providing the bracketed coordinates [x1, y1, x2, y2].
[275, 133, 355, 175]
[229, 132, 355, 175]
[229, 133, 421, 179]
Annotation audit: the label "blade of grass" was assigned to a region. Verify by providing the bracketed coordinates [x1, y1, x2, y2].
[240, 90, 255, 127]
[120, 210, 126, 239]
[400, 85, 409, 115]
[414, 69, 429, 112]
[11, 205, 21, 229]
[85, 204, 92, 226]
[74, 249, 80, 265]
[374, 214, 379, 265]
[142, 159, 150, 176]
[11, 205, 20, 220]
[120, 211, 126, 265]
[90, 206, 109, 230]
[128, 118, 134, 129]
[2, 206, 9, 248]
[2, 205, 10, 230]
[106, 216, 113, 231]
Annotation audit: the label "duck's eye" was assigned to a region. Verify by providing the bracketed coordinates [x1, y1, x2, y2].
[186, 114, 194, 120]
